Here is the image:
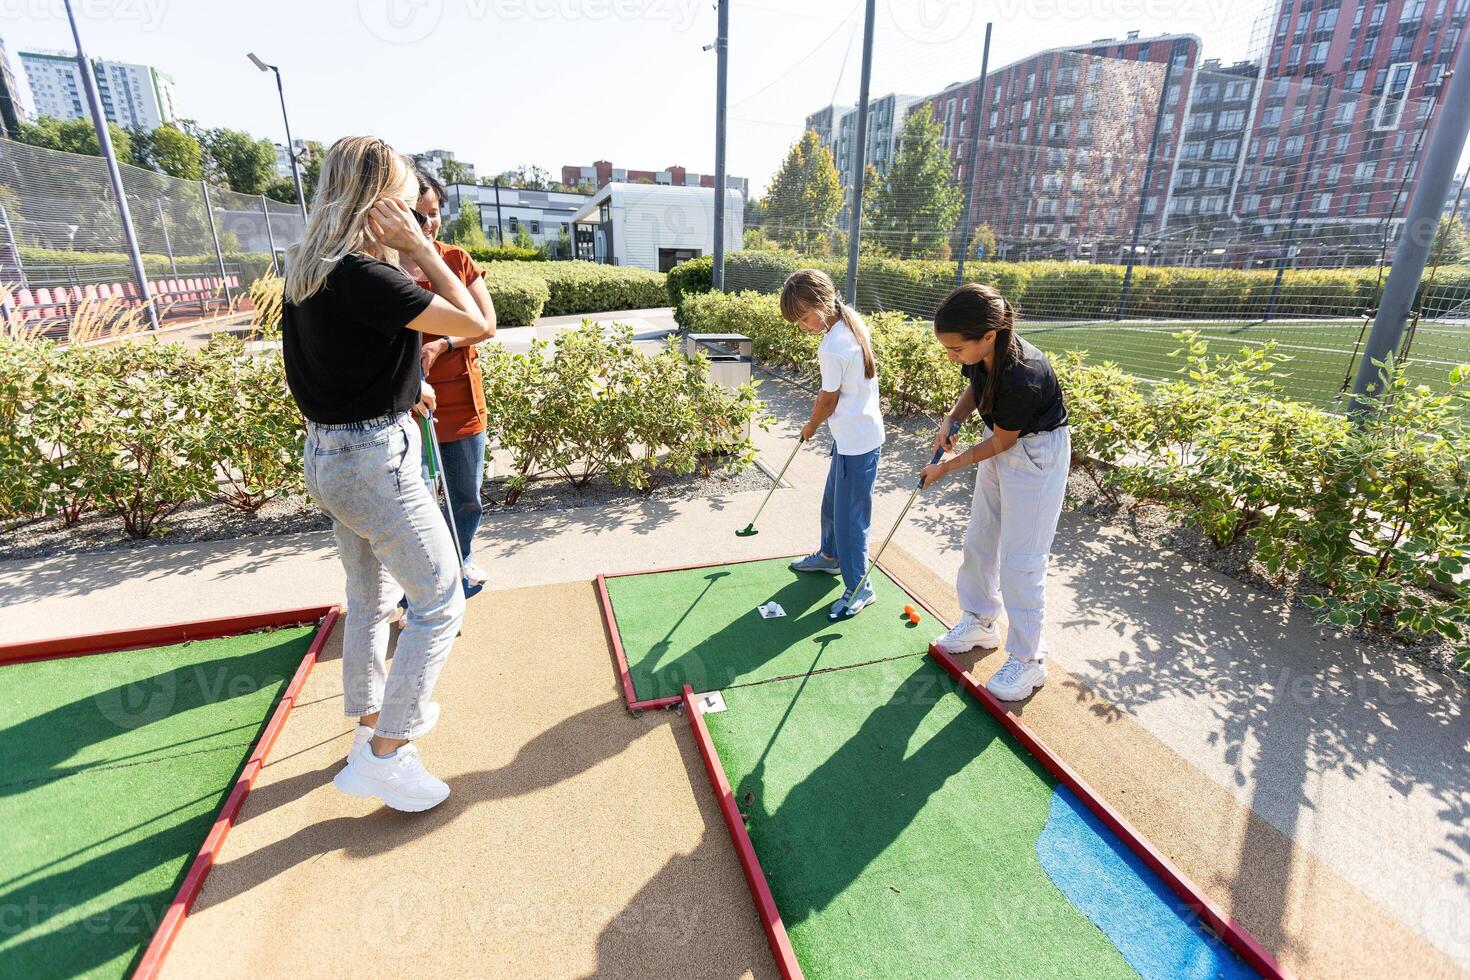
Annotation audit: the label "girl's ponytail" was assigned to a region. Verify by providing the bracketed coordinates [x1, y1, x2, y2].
[933, 283, 1020, 414]
[837, 300, 877, 380]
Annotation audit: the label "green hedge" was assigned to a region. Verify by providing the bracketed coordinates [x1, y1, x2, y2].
[681, 288, 1470, 661]
[17, 246, 276, 288]
[478, 264, 551, 325]
[476, 260, 667, 324]
[463, 244, 544, 263]
[677, 249, 1470, 324]
[667, 255, 713, 308]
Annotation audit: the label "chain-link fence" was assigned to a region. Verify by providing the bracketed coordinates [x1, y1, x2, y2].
[0, 136, 304, 341]
[730, 8, 1470, 410]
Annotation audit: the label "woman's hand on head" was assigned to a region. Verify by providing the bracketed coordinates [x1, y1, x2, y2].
[367, 198, 429, 256]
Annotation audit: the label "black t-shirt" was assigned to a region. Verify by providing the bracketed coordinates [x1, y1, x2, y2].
[282, 253, 435, 424]
[961, 336, 1069, 436]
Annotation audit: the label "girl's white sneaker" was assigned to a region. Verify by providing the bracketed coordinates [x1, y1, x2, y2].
[333, 741, 450, 812]
[985, 657, 1047, 702]
[932, 612, 1001, 654]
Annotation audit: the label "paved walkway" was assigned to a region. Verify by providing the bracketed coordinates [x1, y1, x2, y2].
[3, 366, 1467, 976]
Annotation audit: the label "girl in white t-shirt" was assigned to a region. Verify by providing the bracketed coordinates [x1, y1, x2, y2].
[781, 269, 887, 618]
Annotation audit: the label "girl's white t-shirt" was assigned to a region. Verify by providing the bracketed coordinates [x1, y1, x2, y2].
[818, 320, 886, 456]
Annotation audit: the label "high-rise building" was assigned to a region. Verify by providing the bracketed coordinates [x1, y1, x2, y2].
[560, 161, 748, 198]
[831, 93, 922, 187]
[414, 148, 476, 182]
[1163, 59, 1260, 241]
[803, 104, 850, 146]
[20, 50, 177, 130]
[0, 36, 27, 138]
[915, 31, 1201, 256]
[1233, 0, 1467, 250]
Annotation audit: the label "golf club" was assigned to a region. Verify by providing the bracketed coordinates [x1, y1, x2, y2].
[736, 436, 805, 536]
[829, 419, 962, 621]
[419, 411, 484, 600]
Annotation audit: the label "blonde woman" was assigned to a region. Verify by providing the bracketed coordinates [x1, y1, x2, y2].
[282, 136, 487, 812]
[781, 269, 886, 618]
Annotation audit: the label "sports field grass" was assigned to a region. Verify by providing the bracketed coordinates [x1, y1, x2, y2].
[0, 626, 316, 980]
[603, 558, 929, 704]
[704, 656, 1254, 979]
[1024, 316, 1470, 409]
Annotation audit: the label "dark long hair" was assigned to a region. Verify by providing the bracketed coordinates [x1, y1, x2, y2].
[934, 283, 1020, 415]
[415, 165, 446, 206]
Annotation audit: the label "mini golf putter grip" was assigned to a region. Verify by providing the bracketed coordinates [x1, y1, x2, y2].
[919, 420, 964, 488]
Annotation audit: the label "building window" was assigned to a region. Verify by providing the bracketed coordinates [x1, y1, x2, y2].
[1374, 62, 1415, 129]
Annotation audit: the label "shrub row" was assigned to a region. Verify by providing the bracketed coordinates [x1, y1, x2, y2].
[680, 289, 1470, 659]
[476, 260, 668, 325]
[462, 244, 544, 263]
[0, 323, 764, 534]
[675, 249, 1470, 324]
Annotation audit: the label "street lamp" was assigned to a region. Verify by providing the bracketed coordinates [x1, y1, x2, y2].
[248, 52, 308, 222]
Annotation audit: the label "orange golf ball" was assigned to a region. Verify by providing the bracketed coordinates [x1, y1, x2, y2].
[908, 612, 921, 624]
[903, 604, 914, 615]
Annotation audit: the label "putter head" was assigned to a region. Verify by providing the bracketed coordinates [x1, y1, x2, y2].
[735, 525, 759, 537]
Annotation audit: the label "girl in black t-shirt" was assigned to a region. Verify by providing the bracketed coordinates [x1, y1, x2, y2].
[282, 136, 487, 813]
[918, 283, 1071, 703]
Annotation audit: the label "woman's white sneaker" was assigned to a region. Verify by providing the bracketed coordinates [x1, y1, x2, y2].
[333, 741, 450, 812]
[986, 657, 1047, 702]
[346, 702, 441, 761]
[932, 612, 1001, 654]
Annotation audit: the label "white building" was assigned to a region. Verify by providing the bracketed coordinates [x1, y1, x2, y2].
[441, 183, 591, 255]
[415, 148, 475, 182]
[20, 50, 177, 130]
[570, 183, 743, 272]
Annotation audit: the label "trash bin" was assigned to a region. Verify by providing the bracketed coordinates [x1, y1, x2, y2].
[684, 332, 753, 443]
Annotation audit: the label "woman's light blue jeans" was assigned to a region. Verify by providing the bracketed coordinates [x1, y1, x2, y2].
[304, 412, 464, 740]
[819, 446, 881, 592]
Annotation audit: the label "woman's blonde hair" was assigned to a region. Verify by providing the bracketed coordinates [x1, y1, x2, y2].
[779, 268, 876, 379]
[285, 135, 415, 305]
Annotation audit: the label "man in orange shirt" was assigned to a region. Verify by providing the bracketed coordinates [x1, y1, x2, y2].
[402, 168, 498, 585]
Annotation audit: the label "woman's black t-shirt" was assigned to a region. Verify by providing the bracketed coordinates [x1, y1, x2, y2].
[282, 253, 435, 424]
[960, 335, 1069, 436]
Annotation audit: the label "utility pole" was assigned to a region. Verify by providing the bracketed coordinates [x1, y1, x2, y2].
[1351, 40, 1470, 413]
[711, 0, 730, 289]
[65, 0, 158, 330]
[843, 0, 877, 306]
[955, 23, 992, 286]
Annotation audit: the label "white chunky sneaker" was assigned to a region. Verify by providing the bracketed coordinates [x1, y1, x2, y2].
[347, 702, 441, 761]
[985, 657, 1047, 702]
[334, 741, 450, 812]
[931, 612, 1001, 654]
[462, 560, 489, 586]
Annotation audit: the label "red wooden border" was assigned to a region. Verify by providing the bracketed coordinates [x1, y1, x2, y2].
[596, 553, 807, 713]
[682, 684, 803, 980]
[130, 604, 340, 980]
[0, 604, 341, 980]
[928, 646, 1290, 980]
[0, 604, 340, 666]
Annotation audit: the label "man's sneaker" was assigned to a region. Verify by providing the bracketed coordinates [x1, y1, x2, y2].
[348, 702, 441, 760]
[462, 560, 489, 586]
[828, 582, 877, 619]
[986, 657, 1047, 702]
[790, 552, 842, 575]
[932, 612, 1001, 654]
[333, 741, 450, 812]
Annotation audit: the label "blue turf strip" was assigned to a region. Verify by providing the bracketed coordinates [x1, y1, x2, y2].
[1036, 787, 1257, 980]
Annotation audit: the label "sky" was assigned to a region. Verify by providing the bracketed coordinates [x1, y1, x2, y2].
[3, 0, 1465, 196]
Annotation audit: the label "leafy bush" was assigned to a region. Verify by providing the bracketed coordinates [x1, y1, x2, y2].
[462, 244, 544, 263]
[666, 255, 714, 308]
[192, 337, 304, 511]
[480, 320, 766, 501]
[477, 264, 550, 325]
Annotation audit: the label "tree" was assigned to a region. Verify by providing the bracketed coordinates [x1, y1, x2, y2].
[513, 224, 534, 249]
[499, 164, 553, 190]
[762, 130, 843, 254]
[15, 115, 134, 164]
[446, 201, 491, 249]
[133, 123, 203, 180]
[437, 158, 474, 185]
[866, 110, 962, 259]
[1428, 214, 1470, 266]
[195, 126, 276, 194]
[966, 222, 998, 262]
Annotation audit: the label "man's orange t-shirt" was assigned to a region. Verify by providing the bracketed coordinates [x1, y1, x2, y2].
[415, 240, 487, 442]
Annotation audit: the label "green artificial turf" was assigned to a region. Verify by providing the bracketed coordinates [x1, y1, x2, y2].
[704, 656, 1137, 979]
[0, 626, 316, 980]
[605, 558, 932, 703]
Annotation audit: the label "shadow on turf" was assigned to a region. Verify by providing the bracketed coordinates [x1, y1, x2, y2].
[0, 636, 311, 977]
